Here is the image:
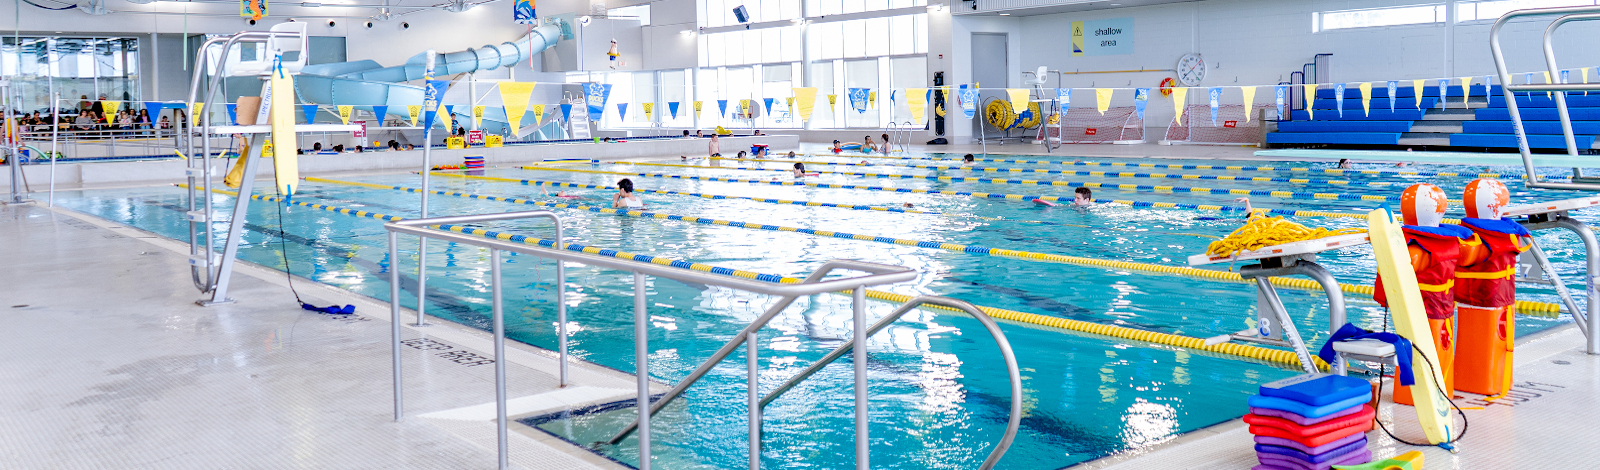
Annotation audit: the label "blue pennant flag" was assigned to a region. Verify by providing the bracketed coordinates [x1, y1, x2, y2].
[144, 102, 165, 120]
[848, 88, 869, 114]
[1440, 78, 1451, 103]
[372, 105, 388, 124]
[1057, 88, 1071, 109]
[1387, 81, 1398, 112]
[1334, 83, 1345, 118]
[1209, 87, 1222, 125]
[617, 103, 628, 121]
[225, 103, 238, 125]
[762, 98, 774, 114]
[668, 101, 680, 119]
[422, 79, 451, 130]
[560, 103, 573, 122]
[1275, 85, 1287, 119]
[960, 85, 978, 119]
[583, 83, 611, 118]
[1485, 75, 1495, 97]
[717, 100, 728, 117]
[1134, 88, 1150, 120]
[302, 104, 318, 124]
[443, 105, 455, 129]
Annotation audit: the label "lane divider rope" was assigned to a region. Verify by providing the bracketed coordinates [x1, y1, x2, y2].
[580, 161, 1447, 203]
[800, 152, 1506, 179]
[504, 165, 1381, 218]
[713, 157, 1421, 189]
[173, 183, 1320, 368]
[302, 177, 1561, 317]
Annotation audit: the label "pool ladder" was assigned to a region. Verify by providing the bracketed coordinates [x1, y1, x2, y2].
[383, 210, 1023, 470]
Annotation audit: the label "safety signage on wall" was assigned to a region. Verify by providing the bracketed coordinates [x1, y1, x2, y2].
[467, 129, 485, 145]
[354, 120, 367, 139]
[1071, 18, 1134, 57]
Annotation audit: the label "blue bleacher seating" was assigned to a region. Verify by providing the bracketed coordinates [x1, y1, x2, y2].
[1288, 109, 1425, 121]
[1309, 97, 1438, 111]
[1475, 107, 1600, 121]
[1449, 133, 1596, 148]
[1277, 121, 1413, 132]
[1266, 133, 1401, 145]
[1315, 85, 1502, 99]
[1462, 121, 1600, 134]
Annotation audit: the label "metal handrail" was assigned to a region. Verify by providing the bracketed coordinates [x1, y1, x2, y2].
[1489, 5, 1600, 190]
[385, 211, 918, 470]
[758, 296, 1023, 470]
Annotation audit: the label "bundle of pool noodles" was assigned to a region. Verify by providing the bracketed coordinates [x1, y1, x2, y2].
[462, 155, 485, 169]
[1244, 373, 1375, 470]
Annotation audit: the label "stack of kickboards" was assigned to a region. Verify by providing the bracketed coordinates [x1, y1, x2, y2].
[1244, 373, 1375, 470]
[462, 155, 485, 170]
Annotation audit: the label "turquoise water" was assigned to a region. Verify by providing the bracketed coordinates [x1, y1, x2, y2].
[55, 152, 1589, 469]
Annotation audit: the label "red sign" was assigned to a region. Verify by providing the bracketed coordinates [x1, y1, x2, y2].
[1084, 128, 1098, 135]
[353, 120, 367, 138]
[467, 130, 485, 145]
[1223, 121, 1238, 128]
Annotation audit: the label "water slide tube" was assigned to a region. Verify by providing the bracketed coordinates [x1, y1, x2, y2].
[288, 23, 564, 136]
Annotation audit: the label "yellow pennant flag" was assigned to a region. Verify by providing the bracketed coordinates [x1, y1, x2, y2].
[1358, 82, 1373, 117]
[191, 102, 204, 126]
[1303, 84, 1317, 120]
[868, 91, 877, 108]
[1094, 88, 1114, 115]
[785, 97, 794, 111]
[828, 94, 837, 112]
[1412, 79, 1426, 109]
[1006, 88, 1031, 112]
[694, 101, 703, 119]
[471, 105, 485, 128]
[531, 104, 545, 126]
[1171, 87, 1189, 123]
[497, 82, 536, 133]
[102, 101, 121, 123]
[439, 108, 453, 132]
[739, 99, 752, 115]
[337, 105, 353, 125]
[643, 102, 654, 121]
[1544, 71, 1554, 99]
[406, 105, 421, 127]
[1458, 77, 1472, 107]
[793, 87, 818, 121]
[907, 87, 929, 125]
[1241, 86, 1257, 122]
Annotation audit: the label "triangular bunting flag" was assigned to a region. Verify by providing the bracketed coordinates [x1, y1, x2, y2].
[497, 81, 536, 132]
[531, 104, 545, 126]
[441, 105, 455, 131]
[1171, 87, 1188, 123]
[471, 105, 485, 129]
[191, 103, 204, 127]
[868, 91, 877, 108]
[828, 94, 837, 112]
[406, 105, 420, 127]
[643, 102, 654, 121]
[693, 101, 703, 119]
[1358, 82, 1372, 117]
[372, 105, 389, 124]
[793, 87, 818, 122]
[1006, 89, 1030, 112]
[337, 105, 353, 125]
[907, 87, 928, 125]
[1302, 84, 1316, 120]
[1412, 79, 1426, 109]
[718, 100, 728, 117]
[1095, 88, 1114, 116]
[668, 101, 680, 119]
[617, 103, 628, 121]
[224, 103, 238, 125]
[303, 104, 319, 124]
[1241, 86, 1257, 122]
[560, 103, 572, 122]
[762, 98, 774, 114]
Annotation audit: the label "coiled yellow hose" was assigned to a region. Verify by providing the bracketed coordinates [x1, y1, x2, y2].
[1207, 216, 1367, 258]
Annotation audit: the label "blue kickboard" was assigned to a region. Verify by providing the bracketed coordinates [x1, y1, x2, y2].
[1266, 133, 1401, 145]
[1259, 373, 1373, 406]
[1247, 394, 1370, 419]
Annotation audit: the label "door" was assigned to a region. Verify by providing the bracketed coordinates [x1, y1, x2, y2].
[971, 33, 1008, 137]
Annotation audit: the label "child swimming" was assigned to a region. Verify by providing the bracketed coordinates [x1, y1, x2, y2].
[612, 178, 643, 209]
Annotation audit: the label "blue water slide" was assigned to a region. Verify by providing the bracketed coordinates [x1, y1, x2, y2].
[291, 23, 563, 136]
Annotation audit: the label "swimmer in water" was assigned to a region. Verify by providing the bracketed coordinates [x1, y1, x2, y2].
[963, 154, 977, 164]
[792, 162, 818, 178]
[737, 150, 748, 159]
[786, 151, 797, 158]
[1073, 187, 1094, 207]
[613, 178, 643, 209]
[1337, 158, 1352, 169]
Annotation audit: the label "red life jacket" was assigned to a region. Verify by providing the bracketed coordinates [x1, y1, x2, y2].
[1375, 225, 1476, 319]
[1456, 218, 1532, 308]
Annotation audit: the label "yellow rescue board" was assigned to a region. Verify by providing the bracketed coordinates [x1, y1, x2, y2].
[1367, 207, 1453, 444]
[268, 68, 299, 196]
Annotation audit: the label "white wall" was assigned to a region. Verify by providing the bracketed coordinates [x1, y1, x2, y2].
[1012, 0, 1600, 133]
[947, 15, 1023, 142]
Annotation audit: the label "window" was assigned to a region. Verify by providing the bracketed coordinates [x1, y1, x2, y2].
[699, 26, 802, 67]
[701, 0, 801, 28]
[1314, 4, 1445, 32]
[1457, 0, 1599, 22]
[607, 4, 651, 26]
[1, 36, 142, 112]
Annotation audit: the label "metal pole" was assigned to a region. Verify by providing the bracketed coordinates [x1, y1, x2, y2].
[1288, 261, 1348, 375]
[48, 92, 58, 207]
[416, 111, 432, 326]
[491, 249, 509, 470]
[634, 272, 651, 470]
[748, 330, 760, 470]
[852, 287, 868, 470]
[390, 231, 404, 421]
[1556, 216, 1600, 354]
[556, 238, 569, 387]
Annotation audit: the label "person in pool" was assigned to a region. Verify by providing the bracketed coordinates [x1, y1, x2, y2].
[862, 136, 879, 153]
[737, 150, 748, 159]
[786, 151, 797, 158]
[833, 139, 864, 153]
[963, 154, 977, 164]
[708, 134, 722, 157]
[1337, 158, 1352, 169]
[792, 162, 818, 178]
[1073, 187, 1095, 207]
[613, 178, 643, 209]
[880, 133, 892, 153]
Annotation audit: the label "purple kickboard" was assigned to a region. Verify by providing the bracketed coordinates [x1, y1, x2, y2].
[1254, 433, 1366, 455]
[1254, 448, 1372, 470]
[1255, 438, 1366, 463]
[1250, 405, 1365, 426]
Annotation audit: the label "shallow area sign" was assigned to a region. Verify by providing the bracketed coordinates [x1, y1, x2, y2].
[1072, 18, 1134, 57]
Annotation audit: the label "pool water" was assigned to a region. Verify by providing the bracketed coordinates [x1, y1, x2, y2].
[55, 152, 1588, 469]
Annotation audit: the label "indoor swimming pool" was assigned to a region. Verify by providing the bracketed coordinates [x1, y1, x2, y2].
[54, 151, 1589, 469]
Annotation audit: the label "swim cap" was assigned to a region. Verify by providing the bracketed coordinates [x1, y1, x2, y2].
[1463, 178, 1510, 219]
[1400, 183, 1447, 227]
